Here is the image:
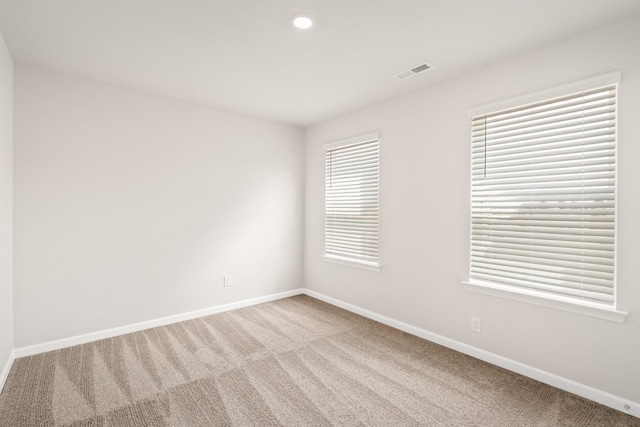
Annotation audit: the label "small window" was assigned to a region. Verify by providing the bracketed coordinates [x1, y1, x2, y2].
[468, 75, 620, 316]
[323, 133, 380, 271]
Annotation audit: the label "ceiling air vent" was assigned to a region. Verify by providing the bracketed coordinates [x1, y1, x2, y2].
[393, 62, 433, 81]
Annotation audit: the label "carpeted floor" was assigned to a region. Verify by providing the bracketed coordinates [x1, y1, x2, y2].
[0, 295, 637, 426]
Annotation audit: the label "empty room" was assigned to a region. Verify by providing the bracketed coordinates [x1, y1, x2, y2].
[1, 0, 639, 425]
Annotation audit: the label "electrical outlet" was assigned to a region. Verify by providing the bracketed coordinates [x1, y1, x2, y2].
[470, 316, 481, 333]
[223, 275, 231, 287]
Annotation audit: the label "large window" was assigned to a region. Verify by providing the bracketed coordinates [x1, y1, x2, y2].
[466, 73, 625, 321]
[323, 133, 380, 271]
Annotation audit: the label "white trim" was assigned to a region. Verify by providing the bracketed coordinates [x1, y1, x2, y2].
[468, 71, 621, 118]
[323, 132, 379, 151]
[321, 254, 381, 272]
[0, 350, 16, 393]
[303, 289, 639, 418]
[14, 288, 305, 358]
[463, 281, 627, 323]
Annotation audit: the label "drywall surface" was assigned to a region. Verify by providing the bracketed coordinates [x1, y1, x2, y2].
[0, 31, 13, 374]
[305, 16, 640, 404]
[14, 65, 304, 347]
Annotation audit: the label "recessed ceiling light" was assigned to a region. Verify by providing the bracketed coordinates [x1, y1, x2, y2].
[292, 14, 314, 30]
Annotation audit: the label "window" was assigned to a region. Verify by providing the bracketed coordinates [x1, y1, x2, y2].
[466, 72, 625, 322]
[323, 133, 380, 271]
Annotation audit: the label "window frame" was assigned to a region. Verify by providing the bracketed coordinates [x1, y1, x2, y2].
[322, 132, 381, 272]
[464, 72, 626, 322]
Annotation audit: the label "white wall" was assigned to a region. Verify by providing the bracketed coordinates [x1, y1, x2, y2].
[305, 17, 640, 404]
[0, 31, 13, 375]
[14, 65, 304, 347]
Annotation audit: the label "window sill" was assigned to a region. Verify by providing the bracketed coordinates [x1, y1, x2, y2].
[462, 280, 627, 323]
[322, 255, 381, 272]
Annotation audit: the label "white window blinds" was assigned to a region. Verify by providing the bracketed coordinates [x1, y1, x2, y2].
[325, 133, 380, 267]
[470, 84, 617, 305]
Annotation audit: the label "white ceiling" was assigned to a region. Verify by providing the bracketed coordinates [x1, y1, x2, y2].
[0, 1, 639, 127]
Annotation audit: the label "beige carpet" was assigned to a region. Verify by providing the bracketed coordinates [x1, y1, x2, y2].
[0, 295, 637, 426]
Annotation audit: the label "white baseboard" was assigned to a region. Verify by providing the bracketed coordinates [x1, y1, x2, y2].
[0, 349, 16, 393]
[14, 288, 305, 358]
[303, 289, 639, 419]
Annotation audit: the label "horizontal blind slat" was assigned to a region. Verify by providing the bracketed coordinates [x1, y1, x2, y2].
[470, 83, 616, 305]
[470, 262, 614, 287]
[471, 95, 615, 133]
[325, 137, 380, 265]
[470, 272, 614, 303]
